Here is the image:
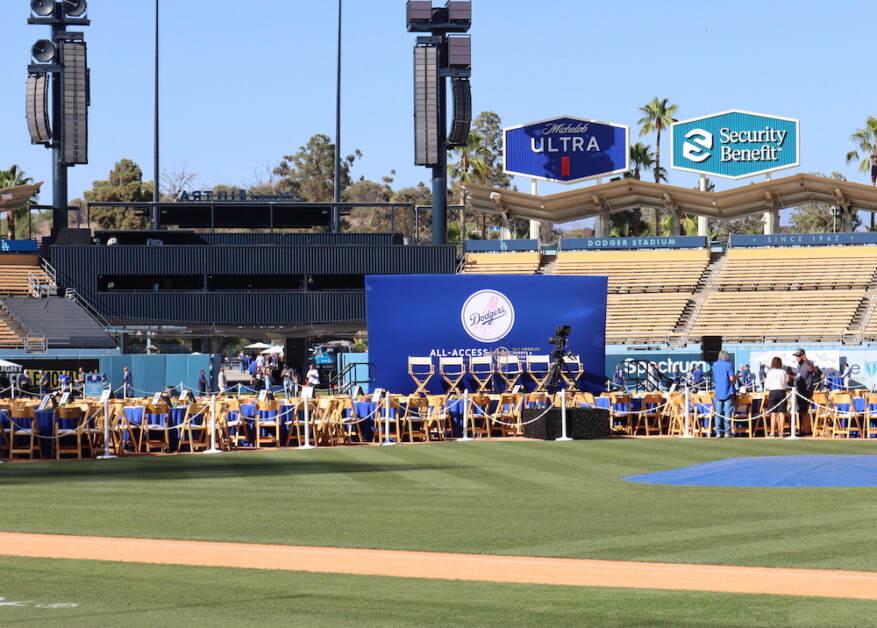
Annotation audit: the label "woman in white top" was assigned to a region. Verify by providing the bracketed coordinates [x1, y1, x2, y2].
[764, 356, 790, 437]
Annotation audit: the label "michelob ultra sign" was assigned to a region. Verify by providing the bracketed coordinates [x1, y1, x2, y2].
[671, 110, 799, 179]
[503, 115, 629, 184]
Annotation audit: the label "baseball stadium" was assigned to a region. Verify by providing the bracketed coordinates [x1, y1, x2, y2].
[1, 1, 877, 627]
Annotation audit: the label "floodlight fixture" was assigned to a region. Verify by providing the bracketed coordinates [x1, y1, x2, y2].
[62, 0, 86, 16]
[446, 34, 470, 67]
[31, 39, 56, 62]
[407, 0, 432, 23]
[446, 1, 471, 23]
[31, 0, 55, 16]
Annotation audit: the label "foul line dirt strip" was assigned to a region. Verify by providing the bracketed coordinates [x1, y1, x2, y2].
[1, 532, 876, 600]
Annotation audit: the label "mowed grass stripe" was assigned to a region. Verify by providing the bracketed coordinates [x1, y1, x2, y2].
[0, 440, 875, 570]
[0, 555, 875, 628]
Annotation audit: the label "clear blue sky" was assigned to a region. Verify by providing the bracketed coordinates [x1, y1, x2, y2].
[2, 0, 874, 219]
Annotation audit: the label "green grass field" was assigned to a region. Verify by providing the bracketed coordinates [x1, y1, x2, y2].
[2, 438, 876, 626]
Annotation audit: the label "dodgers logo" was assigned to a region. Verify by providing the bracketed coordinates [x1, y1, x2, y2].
[866, 362, 877, 377]
[461, 290, 515, 343]
[682, 128, 713, 163]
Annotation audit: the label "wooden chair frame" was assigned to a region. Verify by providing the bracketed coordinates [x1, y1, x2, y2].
[8, 405, 40, 459]
[468, 355, 495, 393]
[438, 357, 466, 393]
[525, 354, 552, 392]
[52, 406, 88, 459]
[408, 356, 435, 395]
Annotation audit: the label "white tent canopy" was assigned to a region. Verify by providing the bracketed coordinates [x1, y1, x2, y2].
[260, 345, 284, 355]
[244, 342, 273, 349]
[0, 358, 22, 373]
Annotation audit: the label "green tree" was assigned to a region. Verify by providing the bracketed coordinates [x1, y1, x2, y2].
[710, 215, 766, 240]
[638, 97, 679, 235]
[470, 111, 512, 189]
[343, 178, 392, 232]
[82, 159, 151, 230]
[0, 164, 37, 240]
[391, 183, 432, 240]
[273, 134, 361, 202]
[845, 116, 877, 179]
[789, 172, 859, 233]
[448, 132, 492, 241]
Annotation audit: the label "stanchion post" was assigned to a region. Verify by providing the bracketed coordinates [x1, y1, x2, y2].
[97, 399, 117, 459]
[203, 394, 222, 454]
[681, 386, 694, 438]
[459, 390, 472, 441]
[301, 386, 316, 449]
[786, 389, 800, 440]
[556, 388, 572, 441]
[379, 390, 394, 446]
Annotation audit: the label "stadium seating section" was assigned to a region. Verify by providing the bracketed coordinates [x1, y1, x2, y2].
[460, 252, 541, 274]
[462, 245, 877, 345]
[0, 257, 57, 348]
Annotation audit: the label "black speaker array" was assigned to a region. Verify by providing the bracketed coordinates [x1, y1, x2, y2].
[700, 335, 722, 362]
[447, 78, 471, 146]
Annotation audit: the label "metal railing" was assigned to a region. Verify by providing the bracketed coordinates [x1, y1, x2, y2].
[332, 361, 376, 396]
[64, 287, 118, 342]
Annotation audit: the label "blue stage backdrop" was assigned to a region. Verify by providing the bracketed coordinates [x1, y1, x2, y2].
[366, 275, 607, 394]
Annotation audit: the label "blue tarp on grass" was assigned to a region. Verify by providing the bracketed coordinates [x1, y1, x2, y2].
[623, 455, 877, 488]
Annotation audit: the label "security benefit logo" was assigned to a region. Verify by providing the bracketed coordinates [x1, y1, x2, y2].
[461, 290, 515, 342]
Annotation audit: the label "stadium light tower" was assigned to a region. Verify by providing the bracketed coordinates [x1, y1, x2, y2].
[407, 1, 472, 245]
[26, 0, 91, 239]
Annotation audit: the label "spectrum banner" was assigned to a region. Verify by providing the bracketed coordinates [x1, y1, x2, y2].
[366, 275, 607, 394]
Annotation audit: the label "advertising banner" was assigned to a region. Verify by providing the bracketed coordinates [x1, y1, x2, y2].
[672, 110, 799, 179]
[503, 116, 629, 184]
[366, 275, 607, 394]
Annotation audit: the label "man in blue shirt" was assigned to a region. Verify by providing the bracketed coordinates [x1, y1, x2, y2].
[711, 350, 736, 438]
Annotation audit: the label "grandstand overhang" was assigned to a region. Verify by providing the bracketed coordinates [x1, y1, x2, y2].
[0, 182, 42, 211]
[464, 174, 877, 225]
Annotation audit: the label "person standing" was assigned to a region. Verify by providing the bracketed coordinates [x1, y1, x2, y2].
[840, 362, 852, 390]
[757, 364, 767, 392]
[122, 367, 132, 398]
[217, 367, 228, 395]
[711, 350, 736, 438]
[38, 369, 49, 396]
[764, 357, 789, 437]
[793, 349, 815, 435]
[689, 364, 704, 390]
[612, 364, 625, 391]
[59, 371, 71, 394]
[198, 369, 208, 396]
[306, 363, 320, 388]
[281, 364, 293, 398]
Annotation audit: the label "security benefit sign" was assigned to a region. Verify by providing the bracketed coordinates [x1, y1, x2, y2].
[672, 110, 799, 179]
[366, 275, 607, 394]
[503, 116, 629, 184]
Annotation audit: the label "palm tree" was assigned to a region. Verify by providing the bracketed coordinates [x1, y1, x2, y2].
[845, 116, 877, 178]
[623, 142, 655, 236]
[638, 98, 679, 235]
[637, 97, 679, 181]
[448, 132, 491, 241]
[0, 165, 35, 240]
[627, 142, 655, 181]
